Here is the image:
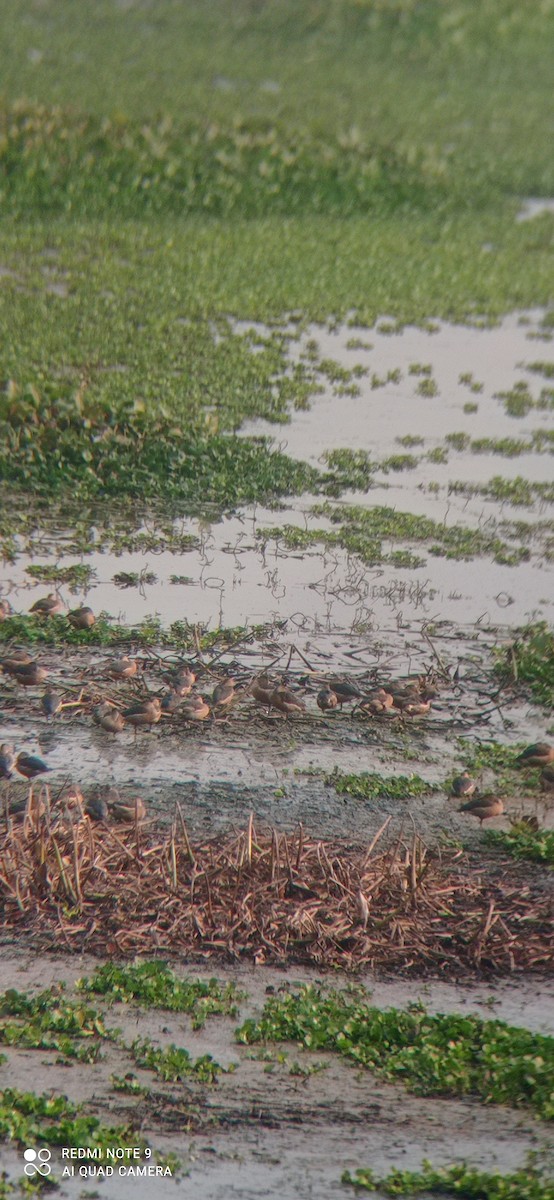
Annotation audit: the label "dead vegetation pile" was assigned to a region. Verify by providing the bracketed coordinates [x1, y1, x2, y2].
[0, 798, 552, 976]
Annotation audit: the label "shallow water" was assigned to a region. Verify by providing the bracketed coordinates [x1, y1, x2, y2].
[2, 309, 553, 630]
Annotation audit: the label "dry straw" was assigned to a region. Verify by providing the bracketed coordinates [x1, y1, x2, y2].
[0, 792, 552, 976]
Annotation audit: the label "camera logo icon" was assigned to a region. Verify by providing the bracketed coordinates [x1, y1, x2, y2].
[23, 1148, 52, 1177]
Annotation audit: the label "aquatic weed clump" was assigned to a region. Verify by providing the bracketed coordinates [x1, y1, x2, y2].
[0, 102, 440, 220]
[236, 986, 554, 1119]
[342, 1160, 554, 1198]
[0, 380, 319, 507]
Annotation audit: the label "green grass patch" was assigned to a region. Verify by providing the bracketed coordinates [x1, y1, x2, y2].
[342, 1160, 554, 1199]
[0, 987, 112, 1064]
[454, 738, 542, 795]
[236, 986, 554, 1119]
[485, 824, 554, 868]
[500, 623, 554, 707]
[130, 1038, 227, 1085]
[263, 502, 534, 568]
[448, 477, 554, 508]
[77, 963, 243, 1029]
[326, 770, 439, 801]
[0, 612, 270, 651]
[0, 379, 319, 508]
[0, 1088, 132, 1153]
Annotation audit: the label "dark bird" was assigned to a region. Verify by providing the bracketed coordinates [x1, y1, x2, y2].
[451, 770, 477, 799]
[326, 678, 362, 706]
[30, 593, 63, 617]
[68, 605, 95, 630]
[317, 685, 339, 713]
[41, 691, 62, 720]
[123, 697, 162, 731]
[516, 743, 554, 769]
[0, 744, 16, 780]
[459, 794, 504, 826]
[212, 678, 236, 709]
[161, 689, 183, 714]
[85, 795, 109, 822]
[15, 753, 50, 781]
[250, 674, 274, 707]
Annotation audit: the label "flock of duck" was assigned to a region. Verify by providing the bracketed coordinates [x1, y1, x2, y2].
[1, 595, 553, 830]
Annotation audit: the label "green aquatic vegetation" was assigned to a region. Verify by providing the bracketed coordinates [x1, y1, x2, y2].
[463, 401, 479, 413]
[77, 963, 243, 1029]
[526, 361, 554, 380]
[0, 988, 112, 1064]
[25, 563, 96, 589]
[469, 436, 534, 456]
[130, 1038, 226, 1085]
[409, 363, 433, 376]
[459, 372, 484, 393]
[322, 450, 379, 493]
[427, 447, 449, 464]
[0, 611, 271, 652]
[395, 435, 424, 447]
[0, 101, 438, 221]
[326, 770, 438, 801]
[371, 368, 402, 389]
[346, 339, 373, 352]
[0, 380, 319, 508]
[448, 476, 554, 507]
[416, 378, 439, 398]
[236, 986, 554, 1119]
[495, 381, 537, 417]
[342, 1160, 554, 1199]
[113, 570, 157, 589]
[0, 1088, 133, 1153]
[309, 502, 530, 566]
[485, 824, 554, 868]
[446, 432, 470, 451]
[455, 738, 541, 796]
[379, 454, 419, 472]
[500, 622, 554, 707]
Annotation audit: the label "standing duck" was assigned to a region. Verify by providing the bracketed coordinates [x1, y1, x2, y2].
[30, 593, 63, 618]
[459, 794, 504, 826]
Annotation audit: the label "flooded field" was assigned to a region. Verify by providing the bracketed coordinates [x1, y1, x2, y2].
[3, 311, 553, 631]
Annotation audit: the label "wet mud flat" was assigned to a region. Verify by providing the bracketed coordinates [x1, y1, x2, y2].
[0, 954, 553, 1200]
[1, 622, 551, 845]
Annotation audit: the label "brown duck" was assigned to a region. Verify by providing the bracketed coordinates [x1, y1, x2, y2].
[123, 697, 162, 731]
[451, 771, 477, 799]
[93, 703, 126, 735]
[212, 678, 236, 709]
[30, 593, 63, 617]
[459, 794, 504, 825]
[516, 743, 554, 769]
[108, 656, 139, 682]
[317, 685, 339, 713]
[68, 606, 95, 630]
[270, 685, 306, 717]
